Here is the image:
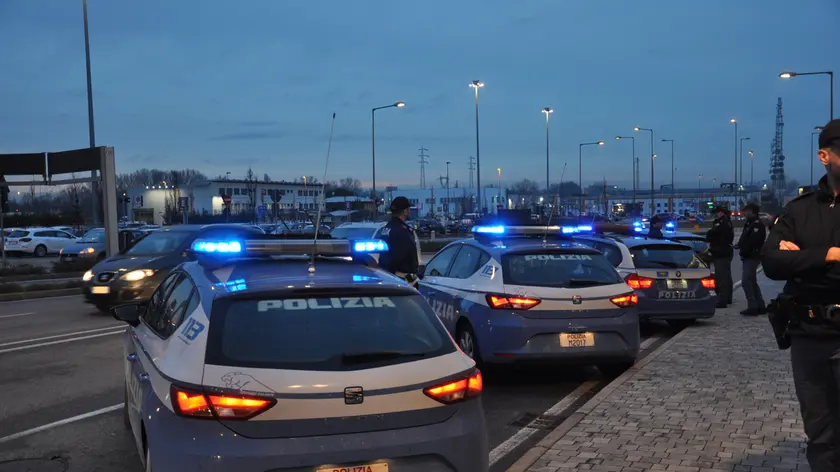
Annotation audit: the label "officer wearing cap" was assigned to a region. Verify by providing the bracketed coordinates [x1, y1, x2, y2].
[378, 196, 420, 285]
[647, 215, 664, 238]
[706, 205, 734, 308]
[761, 119, 840, 472]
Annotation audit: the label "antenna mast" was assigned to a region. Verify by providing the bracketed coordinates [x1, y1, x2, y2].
[770, 97, 786, 201]
[418, 147, 429, 188]
[468, 156, 475, 189]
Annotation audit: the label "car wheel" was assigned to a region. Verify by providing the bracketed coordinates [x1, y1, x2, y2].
[598, 360, 635, 378]
[667, 319, 696, 331]
[123, 387, 131, 430]
[34, 245, 47, 257]
[456, 321, 480, 362]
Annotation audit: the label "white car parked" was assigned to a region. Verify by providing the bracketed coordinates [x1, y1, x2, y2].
[4, 227, 78, 257]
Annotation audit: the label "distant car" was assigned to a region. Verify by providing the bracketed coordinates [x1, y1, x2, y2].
[59, 228, 149, 264]
[4, 227, 78, 257]
[661, 230, 712, 264]
[83, 224, 262, 313]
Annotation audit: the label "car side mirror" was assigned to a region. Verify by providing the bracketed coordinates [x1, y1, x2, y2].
[417, 264, 426, 279]
[111, 303, 145, 327]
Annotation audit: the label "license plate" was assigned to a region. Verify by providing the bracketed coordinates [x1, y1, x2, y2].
[318, 464, 388, 472]
[91, 286, 110, 295]
[559, 332, 594, 347]
[658, 290, 695, 299]
[666, 279, 688, 290]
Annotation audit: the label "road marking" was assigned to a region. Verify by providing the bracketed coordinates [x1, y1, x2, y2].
[640, 336, 660, 350]
[0, 325, 125, 348]
[0, 312, 34, 319]
[488, 380, 598, 466]
[0, 403, 124, 445]
[0, 330, 124, 355]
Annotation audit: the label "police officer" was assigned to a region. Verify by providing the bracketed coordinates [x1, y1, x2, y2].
[706, 205, 734, 308]
[760, 119, 840, 472]
[378, 196, 420, 286]
[736, 202, 766, 315]
[647, 215, 664, 238]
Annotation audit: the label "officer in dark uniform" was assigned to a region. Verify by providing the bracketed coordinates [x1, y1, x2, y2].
[378, 196, 420, 286]
[736, 202, 766, 315]
[647, 215, 664, 238]
[706, 205, 734, 308]
[760, 119, 840, 472]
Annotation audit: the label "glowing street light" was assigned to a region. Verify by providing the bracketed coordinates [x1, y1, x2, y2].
[371, 101, 406, 218]
[542, 108, 553, 192]
[780, 71, 834, 120]
[470, 80, 484, 213]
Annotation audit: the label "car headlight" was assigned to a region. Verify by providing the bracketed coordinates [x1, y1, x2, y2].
[82, 270, 93, 282]
[80, 247, 95, 254]
[123, 269, 156, 281]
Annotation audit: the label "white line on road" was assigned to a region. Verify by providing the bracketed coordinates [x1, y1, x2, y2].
[0, 329, 125, 355]
[640, 336, 660, 350]
[0, 325, 125, 348]
[488, 380, 598, 466]
[0, 294, 83, 304]
[0, 312, 34, 320]
[0, 403, 123, 445]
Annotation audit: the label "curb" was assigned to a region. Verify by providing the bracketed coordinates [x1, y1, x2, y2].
[0, 272, 84, 283]
[0, 287, 82, 302]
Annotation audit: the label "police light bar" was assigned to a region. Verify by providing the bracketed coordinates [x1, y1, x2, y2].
[471, 225, 593, 237]
[190, 238, 389, 257]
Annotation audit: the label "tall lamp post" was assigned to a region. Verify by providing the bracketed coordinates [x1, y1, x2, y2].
[739, 136, 750, 189]
[697, 173, 703, 215]
[82, 0, 99, 225]
[615, 136, 636, 206]
[730, 118, 738, 186]
[469, 80, 485, 213]
[748, 151, 754, 186]
[579, 141, 605, 215]
[497, 168, 502, 213]
[811, 126, 825, 186]
[542, 108, 553, 192]
[445, 161, 451, 221]
[661, 139, 675, 201]
[780, 71, 835, 121]
[634, 127, 654, 216]
[371, 101, 405, 219]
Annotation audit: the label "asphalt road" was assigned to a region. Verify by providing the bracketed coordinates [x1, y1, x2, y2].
[0, 275, 743, 471]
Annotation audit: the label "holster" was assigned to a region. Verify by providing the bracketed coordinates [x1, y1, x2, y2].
[767, 296, 793, 350]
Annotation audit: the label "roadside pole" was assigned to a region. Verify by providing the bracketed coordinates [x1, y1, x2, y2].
[1, 211, 5, 269]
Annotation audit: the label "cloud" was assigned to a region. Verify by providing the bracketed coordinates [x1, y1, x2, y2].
[208, 131, 285, 141]
[238, 120, 279, 127]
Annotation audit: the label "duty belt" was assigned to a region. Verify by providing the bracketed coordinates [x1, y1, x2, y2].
[791, 303, 840, 328]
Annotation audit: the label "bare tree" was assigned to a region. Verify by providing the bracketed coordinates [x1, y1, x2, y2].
[244, 167, 257, 211]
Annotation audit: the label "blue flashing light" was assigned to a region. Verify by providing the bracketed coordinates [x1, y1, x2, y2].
[472, 225, 505, 234]
[560, 225, 593, 234]
[352, 275, 382, 282]
[215, 278, 247, 292]
[353, 239, 388, 253]
[665, 222, 676, 229]
[577, 225, 593, 232]
[633, 226, 644, 232]
[192, 240, 243, 254]
[632, 221, 642, 227]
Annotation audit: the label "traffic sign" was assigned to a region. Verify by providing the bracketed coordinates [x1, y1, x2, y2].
[177, 197, 189, 212]
[222, 194, 232, 206]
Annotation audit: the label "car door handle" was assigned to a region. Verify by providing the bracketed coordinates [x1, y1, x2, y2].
[126, 353, 138, 362]
[138, 373, 149, 382]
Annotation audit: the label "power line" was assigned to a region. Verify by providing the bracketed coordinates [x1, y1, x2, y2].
[418, 147, 429, 188]
[468, 156, 475, 189]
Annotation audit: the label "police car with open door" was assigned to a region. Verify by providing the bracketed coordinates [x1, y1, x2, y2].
[575, 224, 717, 330]
[417, 224, 640, 376]
[111, 236, 488, 472]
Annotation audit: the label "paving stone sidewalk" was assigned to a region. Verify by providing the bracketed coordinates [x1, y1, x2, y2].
[520, 273, 809, 472]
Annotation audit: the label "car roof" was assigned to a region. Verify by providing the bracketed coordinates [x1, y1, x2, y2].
[152, 224, 263, 233]
[466, 236, 602, 257]
[579, 233, 692, 248]
[336, 222, 385, 228]
[663, 231, 704, 238]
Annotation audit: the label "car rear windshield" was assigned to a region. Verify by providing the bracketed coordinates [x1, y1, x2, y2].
[501, 251, 623, 288]
[8, 230, 29, 238]
[329, 227, 377, 240]
[206, 293, 455, 371]
[672, 238, 708, 253]
[630, 244, 703, 269]
[125, 231, 190, 255]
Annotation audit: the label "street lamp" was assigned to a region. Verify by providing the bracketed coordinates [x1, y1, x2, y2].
[371, 101, 405, 219]
[82, 0, 99, 225]
[542, 108, 553, 192]
[615, 136, 636, 205]
[739, 137, 750, 189]
[661, 139, 675, 201]
[579, 141, 605, 215]
[697, 173, 703, 215]
[469, 80, 484, 213]
[497, 168, 502, 212]
[634, 127, 654, 216]
[780, 70, 835, 121]
[730, 119, 738, 185]
[811, 126, 825, 186]
[446, 161, 451, 222]
[748, 151, 754, 186]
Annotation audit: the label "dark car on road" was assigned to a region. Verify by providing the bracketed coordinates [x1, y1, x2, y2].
[83, 224, 261, 313]
[59, 228, 149, 264]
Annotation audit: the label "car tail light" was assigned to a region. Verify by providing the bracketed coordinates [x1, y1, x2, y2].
[701, 277, 716, 289]
[610, 293, 639, 308]
[625, 273, 654, 290]
[486, 294, 541, 310]
[423, 370, 483, 404]
[19, 238, 32, 243]
[171, 385, 275, 420]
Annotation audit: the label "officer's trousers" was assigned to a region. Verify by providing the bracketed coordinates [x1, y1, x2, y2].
[740, 257, 764, 310]
[791, 335, 840, 472]
[712, 256, 733, 305]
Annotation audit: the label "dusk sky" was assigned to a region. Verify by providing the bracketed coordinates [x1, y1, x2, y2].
[0, 0, 838, 191]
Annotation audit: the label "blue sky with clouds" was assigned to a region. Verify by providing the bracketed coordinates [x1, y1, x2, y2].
[0, 0, 837, 191]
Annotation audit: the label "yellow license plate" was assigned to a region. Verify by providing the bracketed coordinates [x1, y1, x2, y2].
[91, 286, 110, 294]
[318, 464, 388, 472]
[560, 332, 594, 347]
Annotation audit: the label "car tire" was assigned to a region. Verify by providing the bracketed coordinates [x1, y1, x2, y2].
[598, 360, 635, 378]
[123, 387, 131, 430]
[34, 245, 47, 257]
[667, 319, 696, 331]
[456, 320, 480, 363]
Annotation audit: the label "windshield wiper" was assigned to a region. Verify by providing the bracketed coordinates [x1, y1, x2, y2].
[566, 279, 607, 287]
[341, 351, 427, 365]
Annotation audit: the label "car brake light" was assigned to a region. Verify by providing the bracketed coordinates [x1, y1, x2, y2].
[701, 277, 716, 289]
[610, 293, 639, 307]
[423, 370, 483, 404]
[486, 294, 541, 310]
[625, 274, 654, 290]
[19, 238, 32, 243]
[171, 385, 275, 420]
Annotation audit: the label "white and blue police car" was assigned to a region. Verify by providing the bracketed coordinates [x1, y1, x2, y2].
[111, 236, 488, 472]
[417, 224, 641, 375]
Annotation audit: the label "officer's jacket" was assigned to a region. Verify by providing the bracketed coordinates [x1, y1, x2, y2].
[647, 227, 663, 239]
[737, 216, 766, 259]
[705, 216, 734, 258]
[377, 217, 420, 275]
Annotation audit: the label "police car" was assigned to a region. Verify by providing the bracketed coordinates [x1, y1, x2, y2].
[574, 225, 717, 329]
[417, 224, 640, 375]
[111, 236, 488, 472]
[330, 221, 422, 265]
